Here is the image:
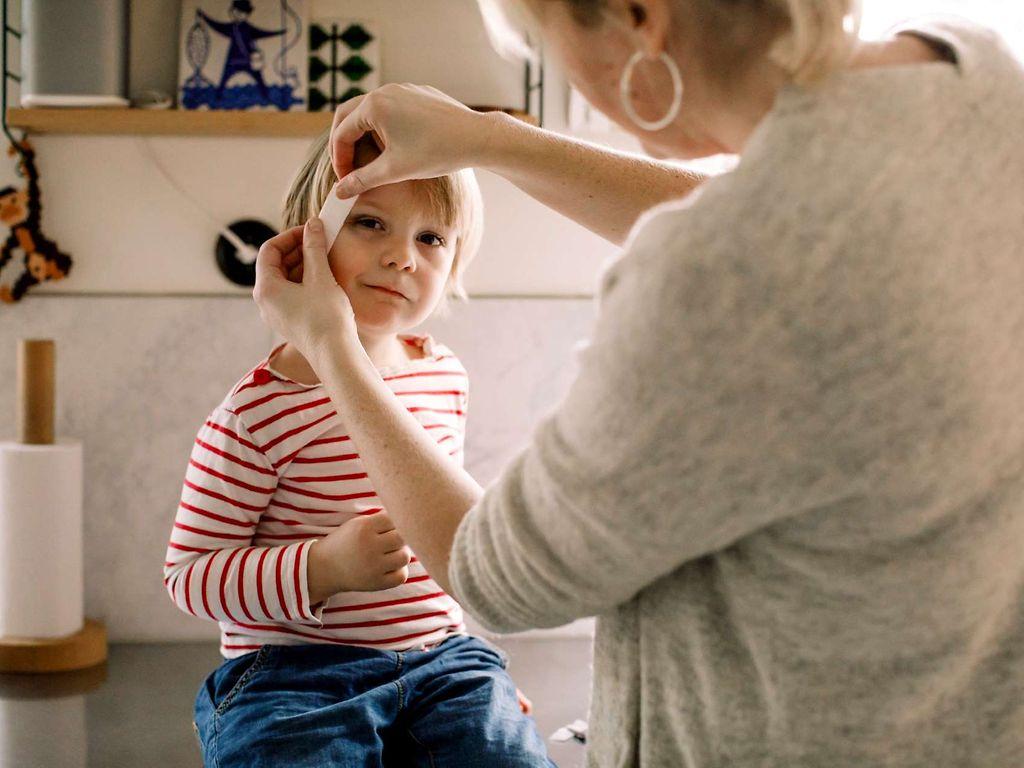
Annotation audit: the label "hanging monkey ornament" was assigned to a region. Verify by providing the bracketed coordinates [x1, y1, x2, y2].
[0, 139, 73, 303]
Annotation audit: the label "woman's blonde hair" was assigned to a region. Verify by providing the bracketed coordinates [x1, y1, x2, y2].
[765, 0, 863, 85]
[281, 128, 484, 317]
[479, 0, 863, 86]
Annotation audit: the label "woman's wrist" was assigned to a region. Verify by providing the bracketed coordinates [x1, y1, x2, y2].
[465, 109, 520, 171]
[307, 324, 365, 376]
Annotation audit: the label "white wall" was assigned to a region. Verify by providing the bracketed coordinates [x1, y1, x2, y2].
[11, 0, 623, 299]
[2, 0, 614, 642]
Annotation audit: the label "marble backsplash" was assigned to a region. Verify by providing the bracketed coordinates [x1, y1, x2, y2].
[0, 295, 597, 642]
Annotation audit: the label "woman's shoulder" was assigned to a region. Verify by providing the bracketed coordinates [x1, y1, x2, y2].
[895, 14, 1023, 83]
[611, 171, 766, 282]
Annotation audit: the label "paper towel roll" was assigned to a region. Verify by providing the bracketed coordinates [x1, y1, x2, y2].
[0, 440, 83, 638]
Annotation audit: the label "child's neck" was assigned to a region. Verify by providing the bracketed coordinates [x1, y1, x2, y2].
[272, 330, 419, 385]
[358, 329, 415, 370]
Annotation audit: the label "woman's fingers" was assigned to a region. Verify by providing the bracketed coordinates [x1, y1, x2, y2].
[332, 94, 373, 153]
[330, 94, 372, 184]
[330, 84, 485, 197]
[329, 93, 367, 173]
[301, 217, 330, 280]
[254, 224, 303, 290]
[336, 154, 395, 199]
[333, 101, 397, 197]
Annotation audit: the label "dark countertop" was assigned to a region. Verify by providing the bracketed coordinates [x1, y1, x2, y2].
[0, 637, 593, 767]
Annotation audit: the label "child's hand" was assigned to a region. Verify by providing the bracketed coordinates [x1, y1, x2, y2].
[308, 511, 412, 601]
[516, 688, 534, 715]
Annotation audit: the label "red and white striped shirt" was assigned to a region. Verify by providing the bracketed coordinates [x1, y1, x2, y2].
[163, 333, 469, 659]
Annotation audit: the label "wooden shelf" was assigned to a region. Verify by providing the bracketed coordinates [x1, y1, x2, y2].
[6, 107, 333, 137]
[5, 105, 537, 137]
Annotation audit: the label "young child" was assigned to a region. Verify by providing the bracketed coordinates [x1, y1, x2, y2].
[163, 128, 555, 767]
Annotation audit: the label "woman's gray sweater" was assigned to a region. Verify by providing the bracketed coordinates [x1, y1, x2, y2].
[449, 17, 1024, 768]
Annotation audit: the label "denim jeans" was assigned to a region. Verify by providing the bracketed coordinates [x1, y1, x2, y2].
[192, 634, 558, 767]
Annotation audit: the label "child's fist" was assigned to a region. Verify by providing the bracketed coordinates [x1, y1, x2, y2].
[307, 511, 412, 601]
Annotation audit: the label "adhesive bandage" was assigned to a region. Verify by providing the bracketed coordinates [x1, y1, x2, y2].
[318, 184, 357, 253]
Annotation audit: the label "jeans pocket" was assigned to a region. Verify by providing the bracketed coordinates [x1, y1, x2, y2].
[192, 719, 206, 761]
[212, 645, 276, 718]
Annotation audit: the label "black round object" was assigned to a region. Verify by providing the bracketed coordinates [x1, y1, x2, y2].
[215, 219, 277, 287]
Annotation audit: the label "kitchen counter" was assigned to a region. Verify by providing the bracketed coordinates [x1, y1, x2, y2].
[0, 637, 592, 767]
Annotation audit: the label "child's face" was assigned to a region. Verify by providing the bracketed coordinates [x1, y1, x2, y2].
[328, 181, 458, 334]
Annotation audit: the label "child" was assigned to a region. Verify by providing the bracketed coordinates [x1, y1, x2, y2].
[163, 128, 555, 767]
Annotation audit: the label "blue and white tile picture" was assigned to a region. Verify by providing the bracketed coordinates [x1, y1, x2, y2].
[178, 0, 309, 111]
[307, 18, 381, 112]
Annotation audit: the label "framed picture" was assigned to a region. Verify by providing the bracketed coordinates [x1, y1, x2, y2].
[179, 0, 309, 111]
[307, 18, 381, 112]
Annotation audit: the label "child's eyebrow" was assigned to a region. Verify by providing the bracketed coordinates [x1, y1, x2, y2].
[346, 202, 386, 217]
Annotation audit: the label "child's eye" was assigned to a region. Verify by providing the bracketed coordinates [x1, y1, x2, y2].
[418, 232, 445, 247]
[354, 217, 383, 231]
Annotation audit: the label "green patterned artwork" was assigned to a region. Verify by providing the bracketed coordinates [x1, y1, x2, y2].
[307, 19, 380, 111]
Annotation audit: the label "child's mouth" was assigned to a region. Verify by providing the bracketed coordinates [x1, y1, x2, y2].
[365, 284, 407, 300]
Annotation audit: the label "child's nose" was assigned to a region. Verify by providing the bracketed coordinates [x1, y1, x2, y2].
[381, 244, 416, 271]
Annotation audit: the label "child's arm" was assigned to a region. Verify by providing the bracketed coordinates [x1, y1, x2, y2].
[162, 406, 324, 626]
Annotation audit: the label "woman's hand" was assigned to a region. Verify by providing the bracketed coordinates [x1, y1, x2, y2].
[329, 83, 502, 196]
[252, 216, 356, 362]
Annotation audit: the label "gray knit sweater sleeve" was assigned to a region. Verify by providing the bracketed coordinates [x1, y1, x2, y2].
[449, 180, 877, 632]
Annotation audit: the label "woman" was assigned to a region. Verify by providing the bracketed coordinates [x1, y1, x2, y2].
[253, 1, 1024, 765]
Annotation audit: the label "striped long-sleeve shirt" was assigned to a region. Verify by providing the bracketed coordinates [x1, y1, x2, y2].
[163, 333, 468, 659]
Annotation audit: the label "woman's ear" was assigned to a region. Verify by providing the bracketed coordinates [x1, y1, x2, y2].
[628, 0, 671, 56]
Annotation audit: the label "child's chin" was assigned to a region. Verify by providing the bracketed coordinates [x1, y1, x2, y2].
[354, 298, 436, 332]
[353, 305, 408, 333]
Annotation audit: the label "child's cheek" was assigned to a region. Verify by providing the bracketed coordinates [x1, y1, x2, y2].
[327, 246, 350, 287]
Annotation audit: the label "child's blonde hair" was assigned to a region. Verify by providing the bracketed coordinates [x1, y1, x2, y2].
[281, 128, 484, 317]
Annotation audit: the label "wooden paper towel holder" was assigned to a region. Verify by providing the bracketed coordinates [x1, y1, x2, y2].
[0, 339, 108, 673]
[0, 619, 108, 673]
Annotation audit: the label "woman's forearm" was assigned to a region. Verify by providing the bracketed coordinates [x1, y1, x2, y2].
[310, 333, 482, 596]
[475, 111, 707, 246]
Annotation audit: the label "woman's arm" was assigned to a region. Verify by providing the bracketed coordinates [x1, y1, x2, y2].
[482, 111, 708, 246]
[307, 330, 482, 597]
[253, 219, 481, 596]
[330, 85, 706, 247]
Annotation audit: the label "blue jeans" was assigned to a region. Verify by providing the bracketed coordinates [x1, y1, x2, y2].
[193, 634, 558, 767]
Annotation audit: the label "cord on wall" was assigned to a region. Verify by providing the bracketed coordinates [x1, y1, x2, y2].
[134, 136, 259, 264]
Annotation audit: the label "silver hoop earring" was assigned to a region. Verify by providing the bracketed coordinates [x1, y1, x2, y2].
[619, 50, 683, 132]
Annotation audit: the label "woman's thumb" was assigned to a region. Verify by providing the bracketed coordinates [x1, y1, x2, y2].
[336, 170, 366, 198]
[337, 157, 393, 198]
[302, 217, 329, 277]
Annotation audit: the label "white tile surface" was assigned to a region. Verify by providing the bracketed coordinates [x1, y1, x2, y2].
[0, 295, 597, 642]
